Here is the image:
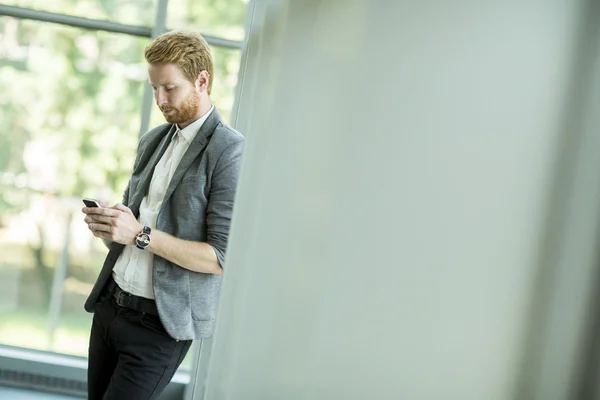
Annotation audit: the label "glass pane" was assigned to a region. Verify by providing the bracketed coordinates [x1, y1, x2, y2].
[2, 0, 157, 27]
[0, 16, 147, 357]
[167, 0, 248, 42]
[149, 45, 241, 127]
[211, 46, 241, 122]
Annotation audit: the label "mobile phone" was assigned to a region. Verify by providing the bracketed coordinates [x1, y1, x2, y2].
[83, 198, 102, 208]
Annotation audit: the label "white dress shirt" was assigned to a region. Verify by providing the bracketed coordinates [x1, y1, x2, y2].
[112, 106, 214, 299]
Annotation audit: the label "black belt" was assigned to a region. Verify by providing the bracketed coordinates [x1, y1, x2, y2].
[106, 277, 159, 316]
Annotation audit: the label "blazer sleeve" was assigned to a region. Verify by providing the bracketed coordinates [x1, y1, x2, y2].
[206, 138, 244, 268]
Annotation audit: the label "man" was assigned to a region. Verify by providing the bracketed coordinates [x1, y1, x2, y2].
[82, 31, 243, 399]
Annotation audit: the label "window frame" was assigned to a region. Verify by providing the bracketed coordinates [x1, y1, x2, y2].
[0, 2, 246, 399]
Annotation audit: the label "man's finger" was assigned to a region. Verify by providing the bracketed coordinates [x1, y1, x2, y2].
[89, 223, 112, 233]
[112, 203, 133, 215]
[83, 207, 121, 217]
[92, 230, 106, 239]
[91, 215, 114, 225]
[85, 215, 107, 224]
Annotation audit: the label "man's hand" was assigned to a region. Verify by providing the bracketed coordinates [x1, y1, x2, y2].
[82, 203, 143, 245]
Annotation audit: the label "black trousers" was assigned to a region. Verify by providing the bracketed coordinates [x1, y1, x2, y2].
[87, 290, 192, 400]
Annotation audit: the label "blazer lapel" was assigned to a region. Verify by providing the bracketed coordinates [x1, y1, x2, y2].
[129, 124, 178, 216]
[161, 108, 222, 205]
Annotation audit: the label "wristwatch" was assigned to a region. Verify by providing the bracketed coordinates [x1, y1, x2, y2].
[135, 226, 151, 250]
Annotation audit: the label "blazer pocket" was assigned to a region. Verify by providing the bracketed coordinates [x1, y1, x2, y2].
[189, 297, 215, 322]
[188, 277, 220, 322]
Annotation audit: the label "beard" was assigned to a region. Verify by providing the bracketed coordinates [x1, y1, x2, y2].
[161, 92, 200, 125]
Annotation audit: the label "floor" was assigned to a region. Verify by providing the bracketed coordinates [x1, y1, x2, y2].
[0, 387, 84, 399]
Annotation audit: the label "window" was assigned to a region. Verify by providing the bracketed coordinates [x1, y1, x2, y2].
[167, 0, 248, 42]
[2, 0, 158, 26]
[0, 0, 247, 396]
[0, 16, 146, 357]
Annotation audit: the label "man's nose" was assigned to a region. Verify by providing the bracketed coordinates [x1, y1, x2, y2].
[155, 88, 167, 107]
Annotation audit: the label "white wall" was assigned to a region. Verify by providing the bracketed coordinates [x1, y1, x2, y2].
[201, 1, 600, 399]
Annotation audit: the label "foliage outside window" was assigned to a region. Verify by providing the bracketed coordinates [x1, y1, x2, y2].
[0, 0, 247, 364]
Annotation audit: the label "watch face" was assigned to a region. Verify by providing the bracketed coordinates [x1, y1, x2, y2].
[136, 233, 150, 247]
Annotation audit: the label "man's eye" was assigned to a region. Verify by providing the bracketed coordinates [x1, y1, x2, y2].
[166, 86, 176, 91]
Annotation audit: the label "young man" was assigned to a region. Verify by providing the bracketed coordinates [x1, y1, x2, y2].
[82, 31, 243, 399]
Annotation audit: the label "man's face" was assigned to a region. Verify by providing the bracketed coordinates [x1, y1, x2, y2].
[148, 63, 200, 128]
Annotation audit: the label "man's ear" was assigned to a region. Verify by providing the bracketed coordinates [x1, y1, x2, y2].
[196, 71, 210, 92]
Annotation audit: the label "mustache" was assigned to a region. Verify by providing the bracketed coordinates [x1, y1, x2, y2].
[161, 107, 175, 113]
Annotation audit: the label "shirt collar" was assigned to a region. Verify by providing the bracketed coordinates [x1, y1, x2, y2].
[175, 105, 215, 143]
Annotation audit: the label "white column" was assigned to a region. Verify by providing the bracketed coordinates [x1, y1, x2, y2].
[202, 1, 598, 399]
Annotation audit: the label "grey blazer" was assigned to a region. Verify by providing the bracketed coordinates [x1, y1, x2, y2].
[84, 108, 243, 340]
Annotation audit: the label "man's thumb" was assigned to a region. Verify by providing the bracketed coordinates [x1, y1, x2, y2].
[112, 203, 132, 214]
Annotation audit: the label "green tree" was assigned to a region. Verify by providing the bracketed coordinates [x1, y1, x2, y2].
[0, 0, 246, 314]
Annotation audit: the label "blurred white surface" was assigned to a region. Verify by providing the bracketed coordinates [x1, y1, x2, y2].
[202, 1, 599, 399]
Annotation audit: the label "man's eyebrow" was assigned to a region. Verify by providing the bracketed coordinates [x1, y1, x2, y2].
[148, 82, 176, 86]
